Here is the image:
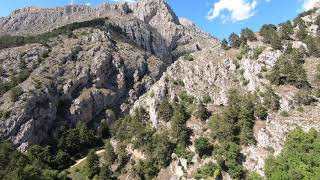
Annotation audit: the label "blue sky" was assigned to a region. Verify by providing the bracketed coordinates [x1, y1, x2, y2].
[0, 0, 318, 39]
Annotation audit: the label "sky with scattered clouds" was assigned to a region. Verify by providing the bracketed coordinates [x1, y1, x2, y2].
[0, 0, 319, 39]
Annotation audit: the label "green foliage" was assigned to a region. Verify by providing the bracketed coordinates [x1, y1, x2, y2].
[270, 31, 282, 50]
[265, 128, 320, 180]
[10, 86, 23, 102]
[209, 90, 257, 145]
[194, 162, 221, 180]
[183, 53, 194, 61]
[317, 64, 320, 81]
[172, 79, 185, 86]
[202, 95, 212, 104]
[260, 24, 277, 44]
[280, 111, 290, 117]
[0, 141, 69, 180]
[104, 140, 116, 167]
[240, 27, 257, 42]
[237, 44, 250, 60]
[294, 90, 318, 106]
[86, 150, 100, 178]
[238, 96, 256, 145]
[268, 50, 309, 88]
[297, 24, 308, 41]
[254, 101, 268, 120]
[193, 102, 209, 121]
[171, 105, 191, 147]
[209, 114, 235, 142]
[0, 17, 108, 50]
[58, 124, 100, 156]
[261, 87, 280, 111]
[99, 165, 113, 180]
[99, 122, 111, 139]
[158, 98, 173, 122]
[279, 21, 294, 40]
[215, 142, 244, 179]
[194, 137, 213, 158]
[0, 110, 11, 119]
[251, 46, 265, 59]
[303, 36, 320, 57]
[221, 38, 230, 50]
[229, 33, 241, 48]
[133, 159, 159, 180]
[247, 172, 263, 180]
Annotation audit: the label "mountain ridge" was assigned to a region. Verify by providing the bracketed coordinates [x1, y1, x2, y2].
[0, 1, 320, 180]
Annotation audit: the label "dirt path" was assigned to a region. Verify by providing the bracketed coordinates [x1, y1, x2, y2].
[70, 149, 106, 168]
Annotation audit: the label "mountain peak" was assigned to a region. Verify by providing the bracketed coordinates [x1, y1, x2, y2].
[130, 0, 180, 25]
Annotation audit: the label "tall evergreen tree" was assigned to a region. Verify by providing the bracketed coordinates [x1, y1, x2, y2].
[104, 140, 116, 167]
[86, 150, 100, 178]
[228, 33, 241, 48]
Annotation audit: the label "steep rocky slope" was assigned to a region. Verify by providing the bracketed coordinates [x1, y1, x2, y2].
[1, 0, 320, 179]
[0, 0, 219, 151]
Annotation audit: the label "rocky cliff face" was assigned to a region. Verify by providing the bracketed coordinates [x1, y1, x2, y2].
[0, 0, 219, 151]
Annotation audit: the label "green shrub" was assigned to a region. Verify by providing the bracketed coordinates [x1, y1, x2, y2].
[296, 24, 308, 40]
[254, 102, 268, 120]
[247, 172, 263, 180]
[202, 95, 212, 104]
[251, 46, 265, 59]
[10, 86, 23, 102]
[261, 87, 280, 111]
[317, 64, 320, 81]
[294, 90, 317, 106]
[194, 162, 221, 180]
[158, 99, 173, 122]
[237, 44, 250, 60]
[0, 110, 11, 119]
[280, 111, 290, 117]
[303, 36, 320, 57]
[240, 27, 257, 42]
[279, 20, 294, 40]
[270, 31, 282, 50]
[173, 79, 184, 86]
[183, 53, 194, 61]
[268, 51, 309, 88]
[194, 137, 213, 158]
[265, 128, 320, 180]
[193, 103, 209, 121]
[315, 15, 320, 26]
[296, 105, 304, 112]
[215, 142, 244, 179]
[260, 24, 277, 44]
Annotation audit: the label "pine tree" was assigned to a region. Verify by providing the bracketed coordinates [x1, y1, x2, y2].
[99, 165, 112, 180]
[228, 33, 241, 48]
[104, 140, 116, 167]
[240, 28, 257, 42]
[279, 21, 293, 40]
[221, 38, 230, 50]
[238, 97, 255, 145]
[86, 150, 100, 178]
[158, 98, 173, 122]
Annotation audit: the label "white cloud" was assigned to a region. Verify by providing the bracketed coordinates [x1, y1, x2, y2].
[207, 0, 257, 22]
[85, 3, 91, 6]
[301, 0, 320, 10]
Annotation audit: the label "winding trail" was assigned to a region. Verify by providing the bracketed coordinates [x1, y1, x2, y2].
[70, 149, 106, 168]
